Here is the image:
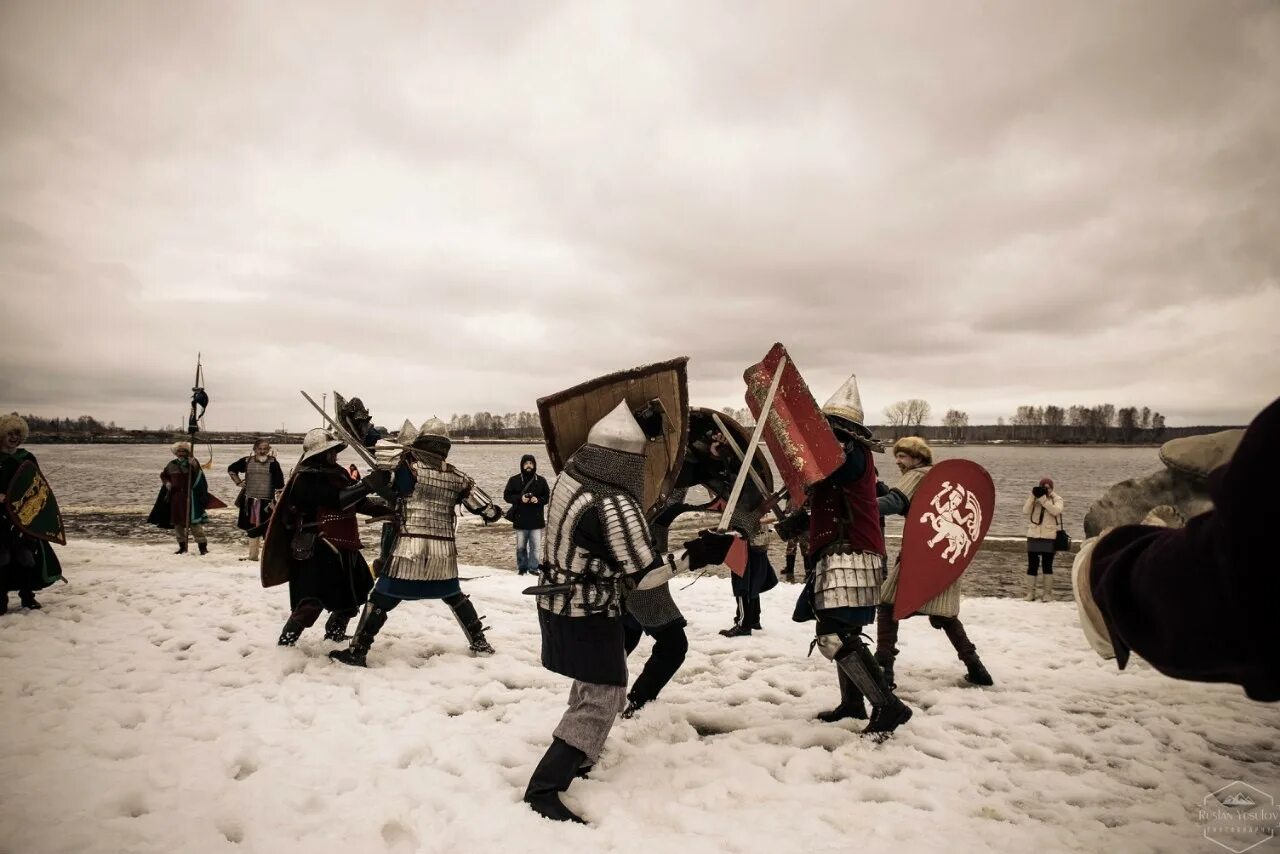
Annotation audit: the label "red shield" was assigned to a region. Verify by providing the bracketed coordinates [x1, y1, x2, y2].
[743, 343, 845, 507]
[896, 459, 995, 620]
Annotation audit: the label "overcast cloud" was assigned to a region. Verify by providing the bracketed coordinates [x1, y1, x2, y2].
[1, 0, 1277, 430]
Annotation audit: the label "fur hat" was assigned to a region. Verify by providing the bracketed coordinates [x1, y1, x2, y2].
[1039, 476, 1054, 489]
[0, 413, 29, 445]
[892, 436, 932, 465]
[170, 440, 193, 456]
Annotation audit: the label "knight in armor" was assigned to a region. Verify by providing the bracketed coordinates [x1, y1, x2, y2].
[524, 402, 733, 823]
[774, 375, 912, 736]
[0, 415, 63, 613]
[275, 429, 393, 646]
[227, 439, 285, 562]
[147, 440, 225, 554]
[875, 436, 994, 689]
[330, 417, 503, 667]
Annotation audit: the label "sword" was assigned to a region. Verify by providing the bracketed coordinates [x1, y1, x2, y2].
[716, 355, 786, 533]
[710, 413, 771, 498]
[299, 390, 380, 469]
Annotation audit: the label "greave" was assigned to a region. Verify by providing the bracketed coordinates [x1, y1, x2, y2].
[834, 637, 894, 707]
[444, 593, 489, 646]
[875, 603, 899, 667]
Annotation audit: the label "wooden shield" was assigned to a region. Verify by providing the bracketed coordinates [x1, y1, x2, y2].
[895, 459, 995, 620]
[692, 407, 775, 496]
[538, 357, 689, 515]
[259, 473, 297, 588]
[3, 460, 66, 545]
[743, 343, 844, 507]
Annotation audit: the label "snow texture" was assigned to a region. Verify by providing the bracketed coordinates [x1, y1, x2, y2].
[2, 541, 1277, 854]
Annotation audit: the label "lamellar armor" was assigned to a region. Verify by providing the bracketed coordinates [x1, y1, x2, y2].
[384, 459, 501, 582]
[537, 409, 680, 619]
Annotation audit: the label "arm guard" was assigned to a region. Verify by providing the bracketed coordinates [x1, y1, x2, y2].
[462, 480, 503, 523]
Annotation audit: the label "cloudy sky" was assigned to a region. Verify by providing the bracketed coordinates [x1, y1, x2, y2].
[2, 0, 1277, 430]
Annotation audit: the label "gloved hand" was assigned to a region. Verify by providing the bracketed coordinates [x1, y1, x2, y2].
[362, 469, 394, 497]
[773, 510, 810, 541]
[683, 530, 736, 570]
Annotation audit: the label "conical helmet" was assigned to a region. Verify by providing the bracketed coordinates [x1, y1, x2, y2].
[822, 373, 865, 427]
[586, 401, 648, 455]
[300, 428, 345, 462]
[395, 419, 418, 445]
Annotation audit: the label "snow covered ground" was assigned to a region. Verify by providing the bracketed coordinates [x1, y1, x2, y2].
[2, 541, 1277, 854]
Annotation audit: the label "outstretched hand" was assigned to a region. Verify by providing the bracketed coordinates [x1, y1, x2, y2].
[683, 529, 736, 570]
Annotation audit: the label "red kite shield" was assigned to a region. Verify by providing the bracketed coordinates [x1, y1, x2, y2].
[743, 343, 844, 508]
[895, 459, 995, 620]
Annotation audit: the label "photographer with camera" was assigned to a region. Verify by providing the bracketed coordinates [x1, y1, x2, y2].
[504, 454, 550, 576]
[1022, 476, 1065, 601]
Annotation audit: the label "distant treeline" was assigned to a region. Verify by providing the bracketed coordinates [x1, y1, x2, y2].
[11, 404, 1242, 446]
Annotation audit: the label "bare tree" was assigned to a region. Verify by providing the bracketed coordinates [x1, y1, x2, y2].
[904, 399, 931, 431]
[943, 409, 969, 441]
[883, 400, 911, 439]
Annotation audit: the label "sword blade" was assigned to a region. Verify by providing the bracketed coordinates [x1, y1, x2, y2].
[299, 390, 379, 468]
[718, 355, 786, 531]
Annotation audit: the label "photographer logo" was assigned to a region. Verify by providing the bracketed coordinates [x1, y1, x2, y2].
[1200, 782, 1280, 853]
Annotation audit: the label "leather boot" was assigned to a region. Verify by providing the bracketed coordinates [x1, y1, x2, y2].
[18, 591, 41, 610]
[816, 668, 867, 722]
[444, 593, 494, 655]
[175, 542, 189, 554]
[963, 654, 994, 686]
[197, 542, 209, 555]
[524, 738, 588, 824]
[834, 639, 912, 737]
[329, 602, 390, 667]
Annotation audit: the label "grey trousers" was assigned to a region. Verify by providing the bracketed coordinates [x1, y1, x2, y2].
[552, 680, 627, 763]
[175, 523, 207, 545]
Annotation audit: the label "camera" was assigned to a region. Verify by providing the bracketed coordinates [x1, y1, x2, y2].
[1032, 485, 1047, 498]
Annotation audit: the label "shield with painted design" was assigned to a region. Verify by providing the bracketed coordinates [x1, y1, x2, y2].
[3, 460, 66, 545]
[743, 343, 845, 508]
[895, 459, 995, 620]
[538, 358, 689, 515]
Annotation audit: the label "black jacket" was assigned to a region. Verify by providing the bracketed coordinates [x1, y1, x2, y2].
[503, 455, 550, 530]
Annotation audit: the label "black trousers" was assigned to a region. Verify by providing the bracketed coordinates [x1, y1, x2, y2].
[1027, 552, 1055, 575]
[623, 619, 689, 706]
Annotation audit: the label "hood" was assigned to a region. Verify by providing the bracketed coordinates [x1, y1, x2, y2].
[519, 454, 537, 474]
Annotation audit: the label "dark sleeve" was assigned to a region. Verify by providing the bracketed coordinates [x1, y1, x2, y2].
[393, 464, 415, 498]
[1089, 395, 1280, 701]
[271, 461, 285, 490]
[503, 475, 522, 504]
[288, 471, 343, 510]
[227, 457, 248, 475]
[533, 475, 551, 502]
[160, 463, 173, 485]
[571, 506, 617, 566]
[826, 442, 868, 485]
[877, 488, 910, 518]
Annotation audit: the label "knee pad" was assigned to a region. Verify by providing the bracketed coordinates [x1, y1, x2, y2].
[816, 632, 845, 661]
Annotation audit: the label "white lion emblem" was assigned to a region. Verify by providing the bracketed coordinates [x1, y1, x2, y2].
[918, 481, 983, 564]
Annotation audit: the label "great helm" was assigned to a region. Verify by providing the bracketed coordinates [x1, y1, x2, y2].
[585, 401, 648, 455]
[411, 416, 451, 459]
[300, 428, 345, 462]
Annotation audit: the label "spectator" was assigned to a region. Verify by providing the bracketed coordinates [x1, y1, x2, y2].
[503, 454, 550, 575]
[1022, 477, 1064, 601]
